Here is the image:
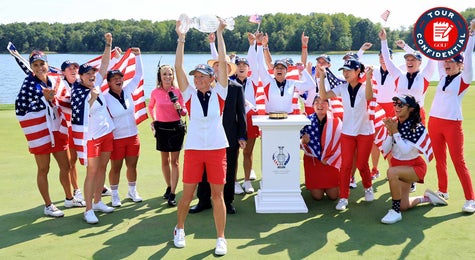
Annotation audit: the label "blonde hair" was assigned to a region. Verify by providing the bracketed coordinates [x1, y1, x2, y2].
[156, 65, 178, 88]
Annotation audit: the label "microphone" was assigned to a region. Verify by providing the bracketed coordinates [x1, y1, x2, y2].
[168, 91, 181, 116]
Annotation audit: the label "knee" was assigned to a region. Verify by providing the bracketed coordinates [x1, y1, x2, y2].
[386, 168, 398, 181]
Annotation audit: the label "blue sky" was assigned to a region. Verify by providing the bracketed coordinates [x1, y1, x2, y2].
[0, 0, 472, 30]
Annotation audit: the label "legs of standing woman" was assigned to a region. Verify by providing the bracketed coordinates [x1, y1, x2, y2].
[84, 152, 110, 211]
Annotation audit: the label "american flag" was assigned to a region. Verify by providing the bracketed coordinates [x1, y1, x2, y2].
[15, 74, 68, 153]
[380, 10, 391, 22]
[368, 79, 388, 151]
[249, 14, 262, 24]
[325, 68, 346, 119]
[104, 48, 148, 125]
[391, 120, 434, 161]
[300, 112, 342, 169]
[70, 82, 91, 165]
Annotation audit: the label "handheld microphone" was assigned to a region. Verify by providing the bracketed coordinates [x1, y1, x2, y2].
[168, 91, 181, 117]
[168, 91, 178, 103]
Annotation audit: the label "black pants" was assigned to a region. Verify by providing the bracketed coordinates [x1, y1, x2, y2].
[196, 146, 238, 205]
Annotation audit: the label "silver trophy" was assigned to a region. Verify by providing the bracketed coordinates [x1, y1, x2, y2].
[178, 14, 234, 33]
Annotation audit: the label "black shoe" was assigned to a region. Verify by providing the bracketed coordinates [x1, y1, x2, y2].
[226, 203, 236, 214]
[168, 193, 177, 207]
[163, 187, 171, 199]
[189, 203, 212, 214]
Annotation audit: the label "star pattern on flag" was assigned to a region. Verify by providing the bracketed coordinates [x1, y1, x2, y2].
[301, 113, 323, 160]
[15, 75, 47, 116]
[398, 120, 424, 143]
[325, 68, 346, 89]
[71, 83, 90, 125]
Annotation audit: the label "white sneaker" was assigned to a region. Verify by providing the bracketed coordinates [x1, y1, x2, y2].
[249, 169, 257, 180]
[436, 191, 450, 200]
[349, 176, 357, 189]
[111, 194, 122, 207]
[215, 237, 227, 255]
[462, 200, 475, 213]
[381, 209, 402, 224]
[424, 189, 448, 205]
[102, 186, 112, 197]
[127, 190, 143, 202]
[173, 227, 186, 248]
[74, 189, 84, 201]
[44, 204, 64, 217]
[84, 209, 98, 224]
[64, 198, 86, 208]
[242, 180, 254, 194]
[234, 182, 244, 195]
[92, 201, 114, 213]
[336, 198, 348, 210]
[364, 187, 374, 202]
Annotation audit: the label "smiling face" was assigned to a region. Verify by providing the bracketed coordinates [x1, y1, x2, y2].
[63, 64, 79, 84]
[79, 69, 97, 89]
[108, 74, 124, 95]
[405, 56, 422, 73]
[312, 96, 329, 119]
[444, 60, 463, 76]
[31, 60, 49, 81]
[159, 66, 174, 88]
[393, 100, 413, 121]
[193, 71, 213, 92]
[273, 64, 287, 82]
[236, 61, 249, 80]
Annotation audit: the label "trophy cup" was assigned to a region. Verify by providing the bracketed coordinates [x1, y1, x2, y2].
[178, 14, 234, 33]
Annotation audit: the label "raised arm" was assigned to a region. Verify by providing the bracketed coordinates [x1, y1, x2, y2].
[247, 32, 259, 84]
[97, 33, 112, 79]
[174, 20, 189, 92]
[216, 19, 228, 87]
[317, 66, 336, 99]
[208, 33, 218, 60]
[365, 66, 374, 101]
[379, 28, 403, 78]
[262, 33, 273, 69]
[301, 32, 309, 66]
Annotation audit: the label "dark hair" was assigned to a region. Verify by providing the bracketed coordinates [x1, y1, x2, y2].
[406, 98, 421, 130]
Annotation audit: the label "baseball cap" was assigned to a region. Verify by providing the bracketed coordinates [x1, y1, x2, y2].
[392, 95, 418, 108]
[343, 52, 359, 60]
[339, 59, 361, 71]
[189, 64, 214, 76]
[107, 70, 124, 81]
[29, 50, 47, 64]
[273, 59, 288, 69]
[404, 52, 422, 61]
[316, 54, 331, 64]
[78, 63, 98, 75]
[449, 53, 464, 63]
[61, 60, 79, 71]
[235, 57, 249, 66]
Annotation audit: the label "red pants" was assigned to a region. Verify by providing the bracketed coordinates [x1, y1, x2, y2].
[428, 116, 474, 200]
[339, 133, 374, 199]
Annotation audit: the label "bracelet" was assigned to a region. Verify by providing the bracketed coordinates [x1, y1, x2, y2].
[177, 39, 186, 43]
[302, 46, 308, 49]
[105, 43, 111, 47]
[257, 42, 262, 46]
[263, 47, 269, 50]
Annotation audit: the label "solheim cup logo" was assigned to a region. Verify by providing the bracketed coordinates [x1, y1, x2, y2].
[272, 146, 290, 169]
[414, 7, 468, 60]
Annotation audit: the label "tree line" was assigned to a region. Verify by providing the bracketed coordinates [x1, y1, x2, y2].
[1, 9, 474, 54]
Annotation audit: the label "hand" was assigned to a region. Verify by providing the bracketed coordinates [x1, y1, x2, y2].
[306, 62, 313, 74]
[317, 65, 326, 79]
[90, 88, 99, 102]
[247, 32, 256, 45]
[301, 32, 309, 46]
[301, 133, 310, 144]
[175, 20, 185, 38]
[365, 66, 374, 78]
[131, 47, 141, 56]
[113, 47, 122, 58]
[42, 88, 55, 101]
[262, 33, 268, 46]
[378, 29, 386, 40]
[173, 102, 181, 110]
[361, 42, 373, 51]
[383, 118, 398, 135]
[217, 18, 226, 33]
[208, 33, 216, 43]
[396, 40, 406, 49]
[238, 139, 247, 149]
[104, 33, 112, 45]
[256, 32, 264, 44]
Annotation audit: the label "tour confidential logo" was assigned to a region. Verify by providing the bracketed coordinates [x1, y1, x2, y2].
[414, 7, 468, 60]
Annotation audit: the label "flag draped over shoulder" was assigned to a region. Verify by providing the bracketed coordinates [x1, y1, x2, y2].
[382, 120, 434, 161]
[15, 74, 68, 153]
[325, 68, 346, 119]
[70, 82, 90, 165]
[368, 79, 388, 150]
[300, 112, 342, 169]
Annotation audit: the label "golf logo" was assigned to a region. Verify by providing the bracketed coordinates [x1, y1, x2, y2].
[273, 146, 290, 169]
[414, 7, 468, 60]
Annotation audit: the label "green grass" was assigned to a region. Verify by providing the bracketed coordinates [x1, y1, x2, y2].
[1, 85, 475, 259]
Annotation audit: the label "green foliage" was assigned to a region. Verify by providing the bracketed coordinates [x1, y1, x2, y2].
[0, 10, 472, 53]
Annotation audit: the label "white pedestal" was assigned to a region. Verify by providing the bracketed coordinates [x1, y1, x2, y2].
[252, 115, 310, 213]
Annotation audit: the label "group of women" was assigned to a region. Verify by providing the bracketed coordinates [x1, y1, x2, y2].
[14, 17, 475, 255]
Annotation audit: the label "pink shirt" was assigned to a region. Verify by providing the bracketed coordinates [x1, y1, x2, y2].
[148, 86, 187, 122]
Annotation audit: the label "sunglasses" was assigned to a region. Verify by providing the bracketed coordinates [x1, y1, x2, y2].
[393, 102, 406, 108]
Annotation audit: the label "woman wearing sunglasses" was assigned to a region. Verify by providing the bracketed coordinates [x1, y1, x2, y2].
[380, 95, 447, 224]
